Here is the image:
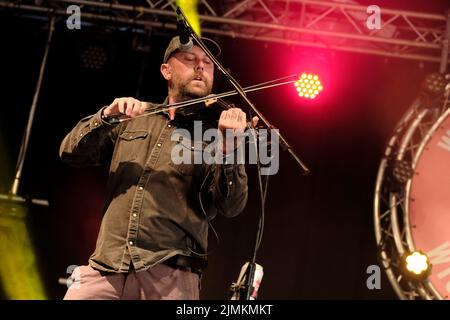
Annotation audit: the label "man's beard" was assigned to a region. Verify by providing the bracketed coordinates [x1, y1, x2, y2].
[180, 86, 207, 100]
[175, 78, 212, 101]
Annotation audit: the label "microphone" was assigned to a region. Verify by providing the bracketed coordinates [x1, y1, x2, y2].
[176, 8, 193, 51]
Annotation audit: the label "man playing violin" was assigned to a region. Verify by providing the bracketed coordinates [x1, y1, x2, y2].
[60, 36, 257, 300]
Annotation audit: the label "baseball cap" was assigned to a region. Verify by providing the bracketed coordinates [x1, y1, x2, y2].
[163, 36, 221, 63]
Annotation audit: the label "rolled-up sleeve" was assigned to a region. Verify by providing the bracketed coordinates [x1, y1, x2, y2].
[59, 107, 122, 167]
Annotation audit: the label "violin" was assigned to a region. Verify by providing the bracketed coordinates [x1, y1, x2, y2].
[166, 97, 235, 129]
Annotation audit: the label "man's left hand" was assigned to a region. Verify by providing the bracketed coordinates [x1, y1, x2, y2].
[218, 108, 259, 155]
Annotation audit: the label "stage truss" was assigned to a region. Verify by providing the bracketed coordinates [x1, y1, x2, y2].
[0, 0, 449, 65]
[1, 0, 450, 300]
[374, 76, 450, 300]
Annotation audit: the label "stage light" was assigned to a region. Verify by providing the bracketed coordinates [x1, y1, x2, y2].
[295, 73, 324, 99]
[422, 72, 446, 96]
[399, 250, 432, 282]
[392, 159, 413, 184]
[406, 252, 428, 274]
[0, 201, 47, 299]
[177, 0, 201, 35]
[81, 46, 108, 70]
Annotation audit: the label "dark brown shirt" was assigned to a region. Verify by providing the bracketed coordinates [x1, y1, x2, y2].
[59, 103, 248, 273]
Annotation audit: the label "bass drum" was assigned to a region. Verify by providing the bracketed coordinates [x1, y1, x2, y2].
[408, 107, 450, 300]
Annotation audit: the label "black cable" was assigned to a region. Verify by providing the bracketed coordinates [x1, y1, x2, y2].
[239, 109, 268, 300]
[189, 167, 220, 257]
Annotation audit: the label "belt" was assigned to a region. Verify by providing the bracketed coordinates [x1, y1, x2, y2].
[163, 255, 208, 276]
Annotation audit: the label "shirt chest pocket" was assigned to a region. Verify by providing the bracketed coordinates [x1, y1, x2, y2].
[116, 130, 149, 162]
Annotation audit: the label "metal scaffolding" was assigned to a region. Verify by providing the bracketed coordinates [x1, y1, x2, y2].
[373, 76, 450, 300]
[1, 0, 449, 64]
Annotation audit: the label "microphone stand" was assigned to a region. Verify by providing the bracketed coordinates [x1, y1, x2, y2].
[0, 16, 53, 300]
[176, 7, 309, 175]
[2, 17, 54, 205]
[176, 6, 310, 300]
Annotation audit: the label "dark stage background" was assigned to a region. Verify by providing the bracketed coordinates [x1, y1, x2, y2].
[0, 1, 448, 299]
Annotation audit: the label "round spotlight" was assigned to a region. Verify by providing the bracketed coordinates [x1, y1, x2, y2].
[400, 250, 432, 281]
[81, 45, 108, 70]
[294, 73, 324, 99]
[422, 73, 446, 95]
[392, 159, 413, 184]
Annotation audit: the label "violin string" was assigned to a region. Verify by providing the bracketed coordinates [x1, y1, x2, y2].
[115, 75, 298, 123]
[145, 74, 297, 115]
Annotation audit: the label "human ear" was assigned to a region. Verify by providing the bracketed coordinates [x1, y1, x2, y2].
[160, 63, 172, 80]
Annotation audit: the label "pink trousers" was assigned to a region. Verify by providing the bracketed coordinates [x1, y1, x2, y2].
[63, 264, 199, 300]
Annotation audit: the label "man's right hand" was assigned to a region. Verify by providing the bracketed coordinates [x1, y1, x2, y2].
[103, 97, 147, 119]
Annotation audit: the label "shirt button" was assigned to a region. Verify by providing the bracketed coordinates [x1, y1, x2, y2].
[157, 143, 162, 147]
[229, 181, 233, 185]
[167, 124, 171, 128]
[94, 122, 98, 126]
[133, 213, 137, 217]
[138, 186, 143, 190]
[129, 241, 134, 246]
[191, 146, 195, 150]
